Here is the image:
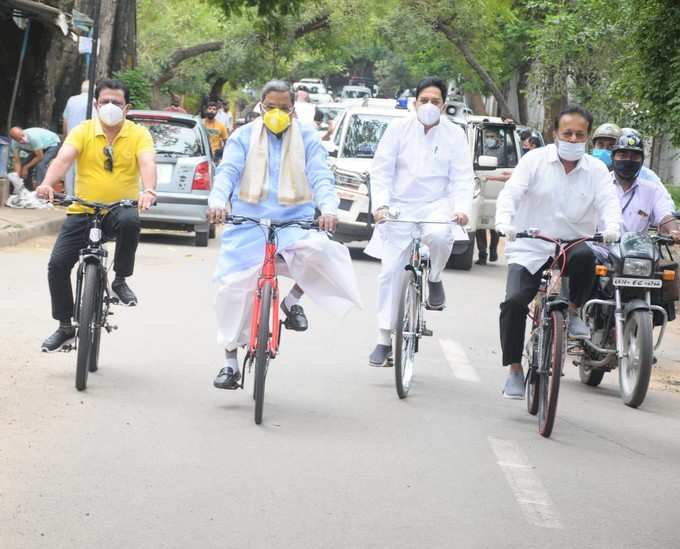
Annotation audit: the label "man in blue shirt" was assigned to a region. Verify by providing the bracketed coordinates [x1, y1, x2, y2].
[207, 80, 362, 389]
[9, 126, 60, 189]
[62, 80, 91, 194]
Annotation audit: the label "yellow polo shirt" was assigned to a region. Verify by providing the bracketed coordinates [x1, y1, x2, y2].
[65, 119, 155, 214]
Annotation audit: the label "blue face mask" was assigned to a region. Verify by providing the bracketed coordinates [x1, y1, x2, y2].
[591, 148, 612, 168]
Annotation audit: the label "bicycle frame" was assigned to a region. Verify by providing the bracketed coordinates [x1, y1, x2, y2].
[247, 225, 282, 359]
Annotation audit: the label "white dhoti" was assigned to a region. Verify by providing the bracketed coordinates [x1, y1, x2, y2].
[215, 232, 362, 350]
[365, 199, 464, 331]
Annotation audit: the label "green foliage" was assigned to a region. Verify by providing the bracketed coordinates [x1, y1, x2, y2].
[113, 68, 152, 109]
[666, 184, 680, 210]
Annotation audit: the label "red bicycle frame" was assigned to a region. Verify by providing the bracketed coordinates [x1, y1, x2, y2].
[248, 237, 282, 359]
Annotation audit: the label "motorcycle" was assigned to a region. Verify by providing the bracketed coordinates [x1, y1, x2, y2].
[576, 231, 678, 408]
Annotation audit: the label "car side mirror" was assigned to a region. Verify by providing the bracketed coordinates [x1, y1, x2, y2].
[477, 155, 498, 169]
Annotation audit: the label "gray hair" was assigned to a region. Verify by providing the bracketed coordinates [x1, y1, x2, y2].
[261, 80, 294, 102]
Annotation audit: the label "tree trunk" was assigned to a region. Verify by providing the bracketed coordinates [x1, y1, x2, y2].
[210, 78, 227, 98]
[111, 0, 137, 72]
[96, 0, 119, 80]
[434, 19, 516, 120]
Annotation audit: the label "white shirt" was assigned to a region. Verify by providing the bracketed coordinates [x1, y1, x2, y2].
[496, 144, 622, 274]
[369, 114, 474, 216]
[638, 165, 675, 213]
[294, 102, 317, 126]
[216, 109, 233, 132]
[611, 173, 674, 233]
[62, 93, 90, 133]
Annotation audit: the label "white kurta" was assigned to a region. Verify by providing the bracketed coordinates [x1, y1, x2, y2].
[365, 114, 475, 331]
[495, 144, 622, 274]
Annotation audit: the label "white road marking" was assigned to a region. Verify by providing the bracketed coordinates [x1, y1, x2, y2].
[438, 338, 480, 382]
[488, 437, 563, 529]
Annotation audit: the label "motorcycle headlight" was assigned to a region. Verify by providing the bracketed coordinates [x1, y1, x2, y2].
[622, 258, 652, 277]
[89, 228, 102, 243]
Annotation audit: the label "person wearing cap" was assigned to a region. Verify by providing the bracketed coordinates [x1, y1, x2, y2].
[590, 122, 621, 169]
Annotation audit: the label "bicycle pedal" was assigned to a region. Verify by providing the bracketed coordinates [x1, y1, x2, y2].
[60, 344, 74, 352]
[422, 328, 433, 337]
[110, 297, 120, 305]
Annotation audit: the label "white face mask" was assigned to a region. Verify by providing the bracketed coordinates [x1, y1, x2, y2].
[416, 102, 441, 127]
[556, 139, 586, 161]
[97, 102, 125, 127]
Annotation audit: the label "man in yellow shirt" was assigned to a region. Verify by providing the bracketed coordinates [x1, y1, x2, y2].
[203, 99, 228, 161]
[36, 79, 157, 352]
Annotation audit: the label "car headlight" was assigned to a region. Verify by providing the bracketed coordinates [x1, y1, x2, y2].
[622, 258, 652, 277]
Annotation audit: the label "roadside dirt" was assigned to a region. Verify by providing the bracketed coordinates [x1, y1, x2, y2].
[651, 313, 680, 393]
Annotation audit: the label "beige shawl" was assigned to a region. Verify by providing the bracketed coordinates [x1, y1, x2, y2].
[238, 118, 313, 205]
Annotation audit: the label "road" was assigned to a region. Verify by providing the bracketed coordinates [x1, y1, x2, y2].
[2, 231, 680, 548]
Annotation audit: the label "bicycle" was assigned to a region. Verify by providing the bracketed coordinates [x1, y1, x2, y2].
[518, 229, 603, 437]
[53, 193, 138, 391]
[382, 215, 458, 399]
[225, 215, 319, 425]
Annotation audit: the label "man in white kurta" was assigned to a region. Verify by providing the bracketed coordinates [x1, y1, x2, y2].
[207, 80, 362, 389]
[365, 77, 474, 366]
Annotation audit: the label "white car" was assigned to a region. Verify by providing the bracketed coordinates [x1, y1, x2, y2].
[341, 85, 372, 100]
[294, 79, 327, 95]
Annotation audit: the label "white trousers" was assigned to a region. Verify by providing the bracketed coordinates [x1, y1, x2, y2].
[375, 223, 453, 331]
[215, 232, 362, 351]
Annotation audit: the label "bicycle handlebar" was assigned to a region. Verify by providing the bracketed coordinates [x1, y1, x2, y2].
[226, 215, 319, 230]
[52, 193, 138, 212]
[515, 230, 605, 244]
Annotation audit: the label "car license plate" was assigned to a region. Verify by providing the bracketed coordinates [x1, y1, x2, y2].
[156, 164, 174, 185]
[612, 277, 662, 288]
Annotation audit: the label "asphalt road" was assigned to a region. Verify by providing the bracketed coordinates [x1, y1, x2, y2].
[2, 230, 680, 548]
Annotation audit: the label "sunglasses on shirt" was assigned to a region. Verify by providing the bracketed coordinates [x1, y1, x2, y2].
[103, 145, 114, 172]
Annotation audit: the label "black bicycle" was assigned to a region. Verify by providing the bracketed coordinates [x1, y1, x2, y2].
[54, 193, 138, 391]
[518, 230, 603, 437]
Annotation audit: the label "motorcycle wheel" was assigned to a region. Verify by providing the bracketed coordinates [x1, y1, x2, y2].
[618, 310, 653, 408]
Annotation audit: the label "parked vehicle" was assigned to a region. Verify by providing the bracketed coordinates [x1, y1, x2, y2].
[315, 103, 346, 141]
[127, 111, 214, 247]
[576, 232, 678, 408]
[294, 78, 328, 95]
[328, 107, 521, 270]
[326, 101, 409, 243]
[341, 86, 372, 100]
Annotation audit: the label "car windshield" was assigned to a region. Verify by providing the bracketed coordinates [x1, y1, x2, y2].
[316, 106, 345, 125]
[342, 114, 394, 158]
[475, 125, 518, 168]
[132, 119, 203, 156]
[344, 89, 370, 98]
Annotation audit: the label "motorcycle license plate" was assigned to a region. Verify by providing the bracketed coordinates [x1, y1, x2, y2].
[612, 277, 662, 288]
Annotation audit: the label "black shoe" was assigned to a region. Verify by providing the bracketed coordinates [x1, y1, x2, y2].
[41, 326, 76, 353]
[475, 256, 487, 265]
[112, 280, 137, 306]
[489, 249, 498, 262]
[369, 344, 393, 367]
[427, 280, 446, 310]
[213, 367, 241, 390]
[281, 302, 308, 331]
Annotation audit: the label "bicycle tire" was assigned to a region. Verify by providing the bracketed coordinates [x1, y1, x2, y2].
[76, 264, 102, 391]
[538, 310, 565, 437]
[254, 284, 272, 425]
[394, 269, 418, 399]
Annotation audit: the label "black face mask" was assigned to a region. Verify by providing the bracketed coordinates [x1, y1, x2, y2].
[613, 159, 642, 180]
[206, 112, 216, 119]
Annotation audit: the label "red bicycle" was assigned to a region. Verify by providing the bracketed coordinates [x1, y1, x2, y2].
[226, 215, 318, 424]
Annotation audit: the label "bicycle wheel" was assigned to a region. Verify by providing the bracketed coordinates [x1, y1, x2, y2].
[253, 284, 272, 425]
[526, 335, 540, 416]
[537, 310, 565, 438]
[394, 269, 418, 398]
[76, 263, 103, 391]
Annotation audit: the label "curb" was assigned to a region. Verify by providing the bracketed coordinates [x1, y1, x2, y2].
[0, 215, 64, 248]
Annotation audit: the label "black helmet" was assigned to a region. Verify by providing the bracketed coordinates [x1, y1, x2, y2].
[611, 131, 644, 180]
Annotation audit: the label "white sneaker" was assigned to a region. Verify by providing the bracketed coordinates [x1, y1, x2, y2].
[503, 371, 525, 399]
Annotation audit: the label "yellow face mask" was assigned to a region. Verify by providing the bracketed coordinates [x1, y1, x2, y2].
[262, 108, 291, 134]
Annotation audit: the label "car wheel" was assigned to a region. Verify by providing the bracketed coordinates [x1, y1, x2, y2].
[195, 230, 209, 247]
